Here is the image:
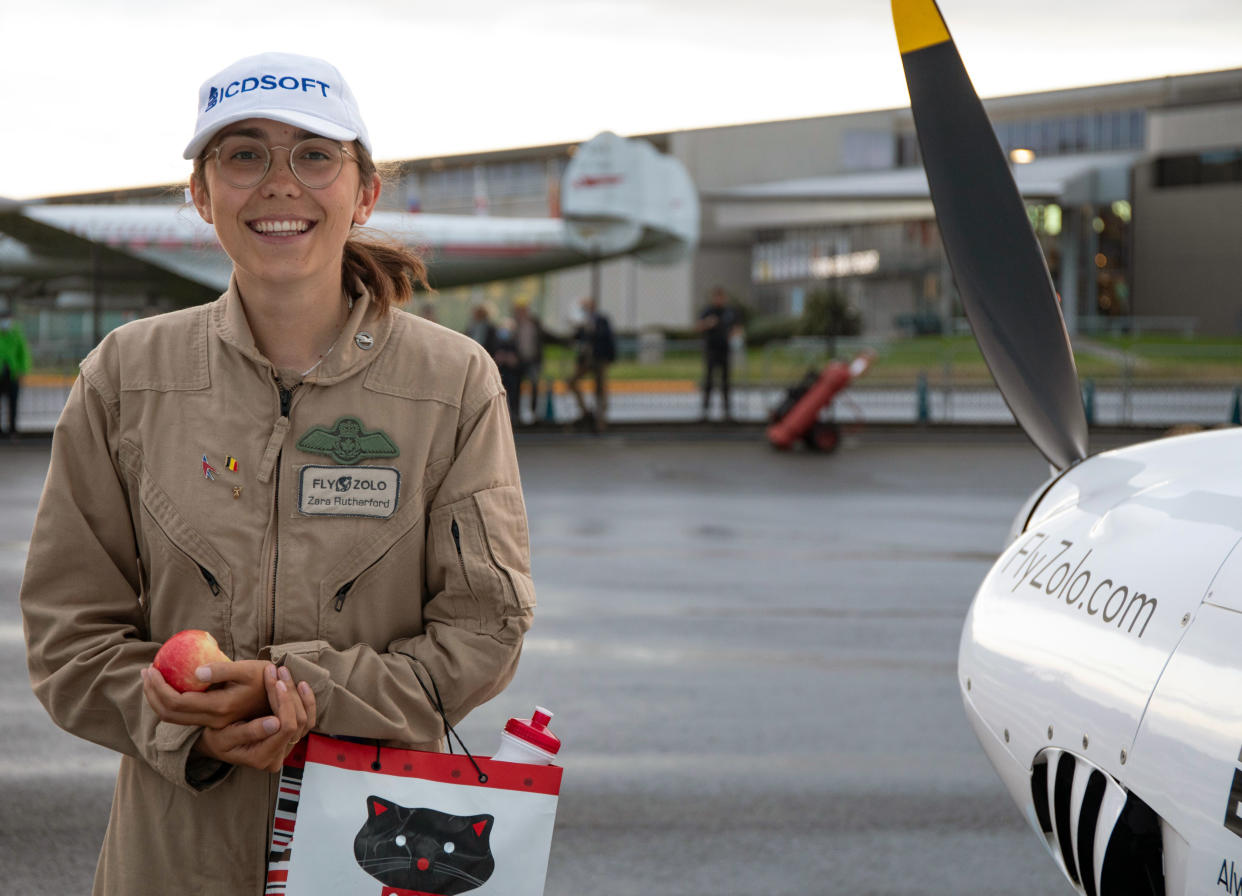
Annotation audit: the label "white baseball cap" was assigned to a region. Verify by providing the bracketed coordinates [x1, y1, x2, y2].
[184, 52, 370, 160]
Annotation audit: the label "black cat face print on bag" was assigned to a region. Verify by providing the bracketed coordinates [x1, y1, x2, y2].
[354, 796, 495, 895]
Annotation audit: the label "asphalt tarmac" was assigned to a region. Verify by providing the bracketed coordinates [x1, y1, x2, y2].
[0, 427, 1150, 894]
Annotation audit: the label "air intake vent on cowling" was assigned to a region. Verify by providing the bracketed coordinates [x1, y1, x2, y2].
[1030, 749, 1165, 896]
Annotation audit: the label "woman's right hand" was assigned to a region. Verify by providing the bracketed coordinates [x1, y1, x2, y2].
[142, 658, 273, 730]
[191, 666, 318, 773]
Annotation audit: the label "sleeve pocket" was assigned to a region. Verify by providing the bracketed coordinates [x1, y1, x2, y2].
[474, 486, 536, 611]
[429, 486, 535, 626]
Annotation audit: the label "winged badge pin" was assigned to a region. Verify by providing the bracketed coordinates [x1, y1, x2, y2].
[296, 416, 399, 465]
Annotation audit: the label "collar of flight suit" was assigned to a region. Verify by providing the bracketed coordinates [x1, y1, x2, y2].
[210, 275, 395, 385]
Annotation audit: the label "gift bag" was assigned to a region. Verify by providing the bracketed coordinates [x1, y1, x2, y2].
[265, 733, 561, 896]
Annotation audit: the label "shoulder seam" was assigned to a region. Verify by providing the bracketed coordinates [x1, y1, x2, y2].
[78, 358, 120, 423]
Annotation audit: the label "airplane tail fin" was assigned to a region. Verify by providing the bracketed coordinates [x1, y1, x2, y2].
[560, 132, 699, 264]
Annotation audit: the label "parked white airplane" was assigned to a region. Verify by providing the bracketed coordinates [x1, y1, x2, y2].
[0, 131, 698, 299]
[893, 2, 1242, 895]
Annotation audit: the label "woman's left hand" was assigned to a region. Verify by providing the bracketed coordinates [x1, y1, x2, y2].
[192, 665, 318, 773]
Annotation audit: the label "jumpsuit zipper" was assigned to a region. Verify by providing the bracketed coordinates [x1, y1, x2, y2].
[270, 383, 295, 644]
[450, 518, 471, 590]
[333, 537, 412, 613]
[198, 564, 222, 596]
[333, 580, 354, 612]
[265, 364, 292, 896]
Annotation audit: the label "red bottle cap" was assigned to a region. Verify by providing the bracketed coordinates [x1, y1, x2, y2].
[504, 706, 561, 754]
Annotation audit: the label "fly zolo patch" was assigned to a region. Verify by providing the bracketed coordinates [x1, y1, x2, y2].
[299, 465, 400, 518]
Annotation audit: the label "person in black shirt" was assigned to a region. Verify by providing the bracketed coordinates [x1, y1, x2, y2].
[492, 317, 522, 425]
[467, 303, 498, 355]
[568, 297, 616, 432]
[696, 287, 741, 421]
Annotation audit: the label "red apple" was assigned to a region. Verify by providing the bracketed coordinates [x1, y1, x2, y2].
[153, 629, 231, 693]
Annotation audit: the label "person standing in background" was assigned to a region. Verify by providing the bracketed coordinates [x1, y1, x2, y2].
[512, 297, 557, 425]
[0, 312, 31, 439]
[492, 316, 522, 424]
[567, 297, 616, 432]
[696, 286, 742, 422]
[467, 302, 498, 355]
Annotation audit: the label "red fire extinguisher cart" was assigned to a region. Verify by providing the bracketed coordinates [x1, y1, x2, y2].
[766, 352, 874, 452]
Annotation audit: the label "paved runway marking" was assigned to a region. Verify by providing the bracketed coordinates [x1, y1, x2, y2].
[0, 694, 44, 712]
[0, 755, 120, 779]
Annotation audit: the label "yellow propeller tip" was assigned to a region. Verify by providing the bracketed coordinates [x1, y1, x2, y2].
[892, 0, 951, 54]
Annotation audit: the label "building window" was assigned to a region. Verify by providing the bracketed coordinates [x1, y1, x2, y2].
[991, 108, 1147, 159]
[842, 130, 897, 171]
[1155, 148, 1242, 187]
[896, 132, 921, 168]
[751, 222, 941, 287]
[422, 166, 475, 208]
[898, 108, 1143, 168]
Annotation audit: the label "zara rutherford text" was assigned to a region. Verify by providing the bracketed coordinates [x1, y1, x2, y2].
[303, 495, 392, 509]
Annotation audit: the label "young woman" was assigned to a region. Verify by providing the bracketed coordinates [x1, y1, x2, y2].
[20, 52, 534, 894]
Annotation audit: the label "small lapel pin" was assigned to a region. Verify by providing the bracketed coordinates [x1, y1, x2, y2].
[232, 485, 243, 499]
[202, 455, 217, 481]
[226, 456, 239, 472]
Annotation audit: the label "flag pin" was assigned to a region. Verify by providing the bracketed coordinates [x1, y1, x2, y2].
[226, 456, 239, 472]
[202, 455, 217, 481]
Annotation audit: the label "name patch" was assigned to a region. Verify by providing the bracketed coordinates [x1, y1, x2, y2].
[298, 465, 400, 519]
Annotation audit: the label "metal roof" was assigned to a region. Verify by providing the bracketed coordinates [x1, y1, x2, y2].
[708, 150, 1144, 202]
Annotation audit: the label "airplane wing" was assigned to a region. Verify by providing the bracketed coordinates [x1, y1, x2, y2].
[0, 131, 699, 298]
[0, 203, 219, 304]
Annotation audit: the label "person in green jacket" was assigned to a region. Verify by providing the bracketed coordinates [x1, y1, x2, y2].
[0, 312, 31, 437]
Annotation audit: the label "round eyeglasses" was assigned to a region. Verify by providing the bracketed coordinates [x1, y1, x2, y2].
[208, 135, 357, 190]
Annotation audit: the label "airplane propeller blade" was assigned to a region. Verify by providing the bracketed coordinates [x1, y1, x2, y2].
[892, 0, 1089, 470]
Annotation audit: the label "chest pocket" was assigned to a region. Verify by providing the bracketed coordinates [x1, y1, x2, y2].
[317, 488, 429, 649]
[122, 444, 235, 656]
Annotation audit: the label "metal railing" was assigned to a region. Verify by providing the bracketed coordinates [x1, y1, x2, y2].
[10, 336, 1240, 434]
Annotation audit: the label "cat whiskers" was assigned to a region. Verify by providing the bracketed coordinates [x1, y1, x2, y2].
[356, 856, 415, 872]
[432, 862, 488, 886]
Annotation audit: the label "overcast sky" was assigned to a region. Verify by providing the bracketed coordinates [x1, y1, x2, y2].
[3, 0, 1241, 200]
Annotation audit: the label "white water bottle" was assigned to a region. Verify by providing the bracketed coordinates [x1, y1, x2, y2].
[492, 706, 561, 765]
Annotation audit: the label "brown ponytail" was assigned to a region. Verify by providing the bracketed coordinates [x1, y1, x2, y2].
[343, 145, 431, 315]
[341, 230, 430, 316]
